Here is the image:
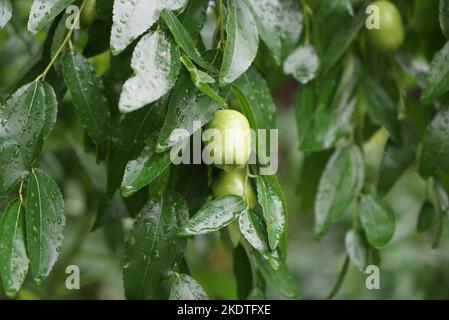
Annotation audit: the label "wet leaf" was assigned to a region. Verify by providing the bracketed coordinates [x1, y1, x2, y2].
[119, 29, 180, 113]
[123, 191, 188, 299]
[0, 199, 29, 298]
[110, 0, 187, 54]
[220, 0, 259, 85]
[315, 146, 365, 238]
[178, 0, 208, 41]
[359, 194, 396, 248]
[177, 195, 246, 236]
[256, 175, 287, 251]
[422, 42, 449, 102]
[26, 169, 65, 285]
[283, 45, 320, 84]
[28, 0, 75, 33]
[244, 0, 281, 64]
[418, 105, 449, 179]
[62, 50, 110, 159]
[279, 0, 303, 58]
[440, 0, 449, 39]
[0, 81, 57, 195]
[169, 274, 208, 300]
[0, 0, 12, 28]
[345, 230, 368, 272]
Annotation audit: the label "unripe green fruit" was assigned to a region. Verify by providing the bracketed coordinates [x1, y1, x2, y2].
[367, 1, 404, 52]
[212, 170, 257, 209]
[81, 0, 96, 28]
[204, 109, 251, 172]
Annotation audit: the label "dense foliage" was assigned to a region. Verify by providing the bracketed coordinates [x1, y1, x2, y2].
[0, 0, 449, 300]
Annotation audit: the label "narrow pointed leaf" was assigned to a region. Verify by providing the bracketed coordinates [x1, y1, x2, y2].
[315, 146, 365, 238]
[121, 146, 171, 198]
[422, 42, 449, 102]
[169, 274, 208, 300]
[359, 194, 396, 248]
[256, 175, 287, 251]
[244, 0, 281, 64]
[417, 201, 437, 233]
[110, 0, 187, 54]
[220, 0, 259, 85]
[0, 0, 12, 28]
[123, 191, 188, 299]
[345, 230, 368, 272]
[0, 199, 29, 298]
[26, 169, 65, 285]
[62, 50, 110, 159]
[177, 195, 246, 236]
[0, 81, 57, 195]
[161, 9, 217, 75]
[119, 29, 180, 113]
[440, 0, 449, 39]
[28, 0, 75, 33]
[233, 244, 253, 299]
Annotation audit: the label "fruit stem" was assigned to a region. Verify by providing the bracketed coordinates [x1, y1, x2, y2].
[35, 0, 87, 82]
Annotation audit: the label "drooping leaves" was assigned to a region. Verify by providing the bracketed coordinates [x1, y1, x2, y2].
[418, 105, 449, 179]
[161, 9, 217, 75]
[279, 0, 303, 58]
[26, 169, 65, 286]
[220, 0, 259, 85]
[256, 175, 287, 251]
[0, 199, 29, 298]
[156, 71, 219, 152]
[123, 191, 188, 299]
[359, 194, 396, 249]
[169, 274, 208, 300]
[416, 201, 437, 233]
[283, 45, 320, 84]
[28, 0, 75, 33]
[178, 0, 208, 41]
[378, 121, 419, 196]
[244, 0, 281, 64]
[440, 0, 449, 39]
[422, 42, 449, 102]
[110, 0, 187, 54]
[177, 196, 246, 236]
[119, 29, 180, 113]
[62, 50, 110, 159]
[0, 81, 57, 195]
[345, 230, 368, 272]
[0, 0, 12, 28]
[315, 145, 365, 238]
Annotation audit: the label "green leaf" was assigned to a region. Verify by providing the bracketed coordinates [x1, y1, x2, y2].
[315, 145, 365, 238]
[161, 9, 217, 75]
[0, 0, 12, 28]
[169, 274, 208, 300]
[119, 29, 180, 112]
[359, 194, 396, 248]
[434, 177, 449, 214]
[440, 0, 449, 39]
[26, 169, 65, 285]
[239, 209, 279, 268]
[0, 81, 57, 195]
[256, 175, 287, 251]
[250, 249, 300, 299]
[378, 121, 419, 196]
[233, 68, 277, 130]
[0, 199, 29, 298]
[178, 0, 208, 41]
[156, 71, 219, 152]
[123, 191, 188, 299]
[279, 0, 303, 58]
[422, 42, 449, 102]
[418, 105, 449, 179]
[417, 201, 437, 233]
[28, 0, 75, 33]
[220, 0, 259, 85]
[62, 50, 111, 159]
[244, 0, 281, 64]
[107, 102, 167, 195]
[283, 45, 320, 84]
[345, 230, 368, 272]
[121, 146, 171, 198]
[362, 77, 401, 142]
[233, 244, 253, 300]
[110, 0, 188, 54]
[177, 195, 246, 236]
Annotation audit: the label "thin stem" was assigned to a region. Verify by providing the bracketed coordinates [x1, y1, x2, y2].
[326, 255, 349, 300]
[217, 0, 225, 48]
[36, 0, 87, 81]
